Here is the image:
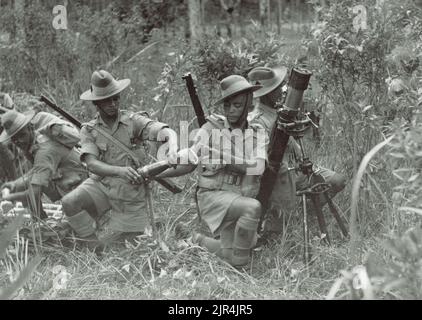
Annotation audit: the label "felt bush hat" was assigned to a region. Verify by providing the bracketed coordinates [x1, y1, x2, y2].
[80, 70, 131, 101]
[214, 75, 262, 105]
[247, 66, 288, 98]
[0, 109, 36, 143]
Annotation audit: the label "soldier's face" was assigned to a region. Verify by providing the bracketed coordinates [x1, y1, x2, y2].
[268, 83, 286, 106]
[223, 94, 246, 124]
[11, 126, 33, 150]
[95, 95, 120, 117]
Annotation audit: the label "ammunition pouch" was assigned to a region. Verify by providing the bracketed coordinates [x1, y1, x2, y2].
[198, 166, 243, 193]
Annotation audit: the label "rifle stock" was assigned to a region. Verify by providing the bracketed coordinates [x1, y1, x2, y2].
[40, 95, 183, 194]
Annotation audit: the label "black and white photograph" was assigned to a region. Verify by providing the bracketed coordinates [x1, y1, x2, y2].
[0, 0, 421, 303]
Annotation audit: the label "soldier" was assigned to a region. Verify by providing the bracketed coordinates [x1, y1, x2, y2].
[60, 70, 178, 248]
[0, 108, 86, 220]
[248, 66, 346, 243]
[158, 75, 267, 268]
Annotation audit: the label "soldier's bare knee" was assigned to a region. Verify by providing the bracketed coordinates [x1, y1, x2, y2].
[61, 193, 82, 216]
[243, 199, 261, 219]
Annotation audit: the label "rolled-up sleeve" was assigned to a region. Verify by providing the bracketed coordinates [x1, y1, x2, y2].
[132, 114, 168, 141]
[30, 145, 62, 187]
[79, 125, 99, 159]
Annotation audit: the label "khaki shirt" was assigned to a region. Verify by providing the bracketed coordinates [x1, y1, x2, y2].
[80, 110, 167, 167]
[79, 110, 167, 232]
[26, 112, 87, 201]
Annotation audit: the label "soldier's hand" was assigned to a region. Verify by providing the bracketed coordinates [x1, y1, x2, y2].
[117, 166, 143, 184]
[1, 181, 15, 193]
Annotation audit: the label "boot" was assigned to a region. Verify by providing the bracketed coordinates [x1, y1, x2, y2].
[232, 216, 259, 267]
[67, 210, 102, 252]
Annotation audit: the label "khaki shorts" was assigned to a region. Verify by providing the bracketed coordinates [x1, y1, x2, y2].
[66, 177, 149, 233]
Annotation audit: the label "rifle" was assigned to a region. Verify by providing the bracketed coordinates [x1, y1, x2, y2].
[40, 95, 183, 194]
[182, 73, 207, 127]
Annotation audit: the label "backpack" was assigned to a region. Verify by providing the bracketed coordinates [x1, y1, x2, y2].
[35, 112, 80, 149]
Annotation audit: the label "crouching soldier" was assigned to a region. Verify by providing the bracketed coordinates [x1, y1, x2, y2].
[0, 108, 87, 220]
[158, 75, 268, 268]
[61, 70, 178, 248]
[248, 66, 346, 242]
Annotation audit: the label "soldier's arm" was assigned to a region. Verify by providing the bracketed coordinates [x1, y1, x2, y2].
[2, 172, 32, 192]
[3, 184, 41, 203]
[133, 114, 178, 161]
[156, 126, 211, 179]
[227, 124, 268, 176]
[83, 154, 143, 184]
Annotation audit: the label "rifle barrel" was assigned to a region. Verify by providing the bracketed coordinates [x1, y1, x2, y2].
[40, 95, 82, 129]
[182, 73, 207, 127]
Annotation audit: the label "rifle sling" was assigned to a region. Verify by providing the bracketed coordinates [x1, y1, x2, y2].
[84, 123, 142, 167]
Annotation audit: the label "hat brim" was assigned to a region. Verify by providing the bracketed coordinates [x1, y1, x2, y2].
[214, 84, 263, 105]
[80, 79, 131, 101]
[253, 67, 288, 98]
[0, 110, 36, 143]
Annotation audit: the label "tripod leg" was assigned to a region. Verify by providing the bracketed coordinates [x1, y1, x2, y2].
[302, 194, 311, 265]
[310, 194, 331, 245]
[324, 193, 348, 238]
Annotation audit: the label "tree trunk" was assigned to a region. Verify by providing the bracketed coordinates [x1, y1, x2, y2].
[14, 0, 25, 40]
[276, 0, 283, 34]
[259, 0, 270, 28]
[298, 0, 303, 32]
[188, 0, 203, 42]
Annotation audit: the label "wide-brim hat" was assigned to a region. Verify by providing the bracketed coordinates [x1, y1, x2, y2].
[80, 70, 131, 101]
[247, 66, 288, 98]
[0, 109, 36, 143]
[214, 75, 262, 105]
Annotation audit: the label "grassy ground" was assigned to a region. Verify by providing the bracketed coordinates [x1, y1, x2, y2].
[0, 199, 355, 300]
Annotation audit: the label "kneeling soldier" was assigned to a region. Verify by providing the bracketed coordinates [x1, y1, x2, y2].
[158, 75, 267, 267]
[0, 108, 87, 220]
[248, 66, 346, 242]
[61, 70, 178, 248]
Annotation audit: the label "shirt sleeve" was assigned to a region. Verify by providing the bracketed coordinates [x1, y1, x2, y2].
[132, 114, 168, 141]
[49, 123, 80, 147]
[79, 125, 100, 159]
[30, 144, 63, 187]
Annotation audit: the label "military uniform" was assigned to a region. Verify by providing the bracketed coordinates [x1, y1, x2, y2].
[64, 110, 168, 234]
[195, 114, 267, 235]
[248, 102, 346, 233]
[22, 112, 87, 201]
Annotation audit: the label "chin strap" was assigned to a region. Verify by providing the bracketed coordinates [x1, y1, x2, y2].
[233, 92, 253, 129]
